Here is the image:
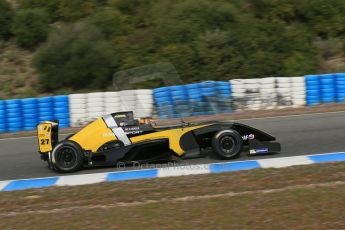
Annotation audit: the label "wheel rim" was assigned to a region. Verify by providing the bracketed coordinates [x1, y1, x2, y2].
[219, 135, 236, 156]
[56, 146, 77, 169]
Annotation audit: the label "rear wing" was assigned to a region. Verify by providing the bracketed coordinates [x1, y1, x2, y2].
[37, 121, 59, 153]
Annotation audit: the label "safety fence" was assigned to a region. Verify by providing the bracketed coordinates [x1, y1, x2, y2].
[0, 73, 344, 133]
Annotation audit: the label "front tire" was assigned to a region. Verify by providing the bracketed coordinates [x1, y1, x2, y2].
[51, 141, 84, 173]
[212, 130, 243, 159]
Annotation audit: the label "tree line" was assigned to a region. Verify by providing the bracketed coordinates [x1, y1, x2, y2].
[1, 0, 345, 92]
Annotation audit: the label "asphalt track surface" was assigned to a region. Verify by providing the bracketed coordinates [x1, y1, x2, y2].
[0, 111, 344, 181]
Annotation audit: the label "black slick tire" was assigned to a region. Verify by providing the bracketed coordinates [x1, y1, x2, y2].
[212, 129, 243, 160]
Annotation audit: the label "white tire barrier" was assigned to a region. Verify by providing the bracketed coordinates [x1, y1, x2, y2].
[69, 94, 88, 127]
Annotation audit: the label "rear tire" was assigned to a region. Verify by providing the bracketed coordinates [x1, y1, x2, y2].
[51, 141, 84, 173]
[212, 130, 243, 159]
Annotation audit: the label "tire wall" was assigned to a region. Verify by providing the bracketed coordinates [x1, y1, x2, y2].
[230, 76, 306, 111]
[69, 90, 154, 127]
[1, 72, 344, 133]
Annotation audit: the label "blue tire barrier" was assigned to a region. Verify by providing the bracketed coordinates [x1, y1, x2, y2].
[169, 85, 186, 91]
[306, 84, 319, 90]
[218, 93, 232, 98]
[321, 86, 335, 91]
[23, 113, 37, 119]
[185, 83, 199, 89]
[21, 98, 37, 104]
[24, 123, 38, 127]
[320, 79, 334, 85]
[59, 123, 69, 128]
[39, 111, 54, 117]
[171, 95, 188, 101]
[174, 100, 189, 107]
[336, 91, 345, 96]
[306, 100, 319, 106]
[188, 96, 203, 102]
[0, 123, 7, 129]
[188, 93, 203, 99]
[199, 81, 216, 88]
[336, 88, 345, 93]
[23, 108, 38, 114]
[7, 122, 23, 129]
[21, 98, 37, 110]
[216, 81, 230, 86]
[0, 104, 4, 110]
[155, 96, 173, 104]
[335, 81, 345, 86]
[305, 80, 320, 86]
[321, 88, 335, 94]
[37, 97, 53, 103]
[23, 126, 36, 131]
[201, 91, 217, 97]
[5, 99, 21, 105]
[320, 74, 334, 80]
[156, 103, 174, 109]
[24, 118, 38, 123]
[201, 87, 215, 93]
[216, 85, 231, 91]
[306, 95, 320, 100]
[321, 92, 335, 97]
[305, 75, 319, 82]
[5, 102, 21, 109]
[0, 129, 7, 133]
[53, 101, 69, 108]
[38, 117, 54, 122]
[322, 97, 335, 103]
[38, 107, 53, 113]
[6, 112, 20, 119]
[337, 92, 345, 97]
[23, 125, 37, 129]
[22, 103, 37, 109]
[54, 113, 69, 119]
[0, 113, 5, 119]
[6, 108, 21, 114]
[53, 107, 69, 113]
[7, 117, 22, 123]
[188, 88, 200, 95]
[170, 90, 187, 96]
[153, 87, 170, 94]
[336, 87, 345, 92]
[58, 117, 69, 122]
[57, 118, 69, 124]
[38, 102, 53, 108]
[53, 95, 68, 102]
[336, 97, 345, 103]
[307, 90, 320, 97]
[154, 91, 170, 98]
[175, 104, 191, 110]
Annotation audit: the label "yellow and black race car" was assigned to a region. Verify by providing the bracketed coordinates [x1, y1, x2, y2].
[37, 111, 281, 172]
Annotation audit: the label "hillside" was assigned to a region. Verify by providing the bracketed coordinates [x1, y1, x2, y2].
[1, 0, 345, 99]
